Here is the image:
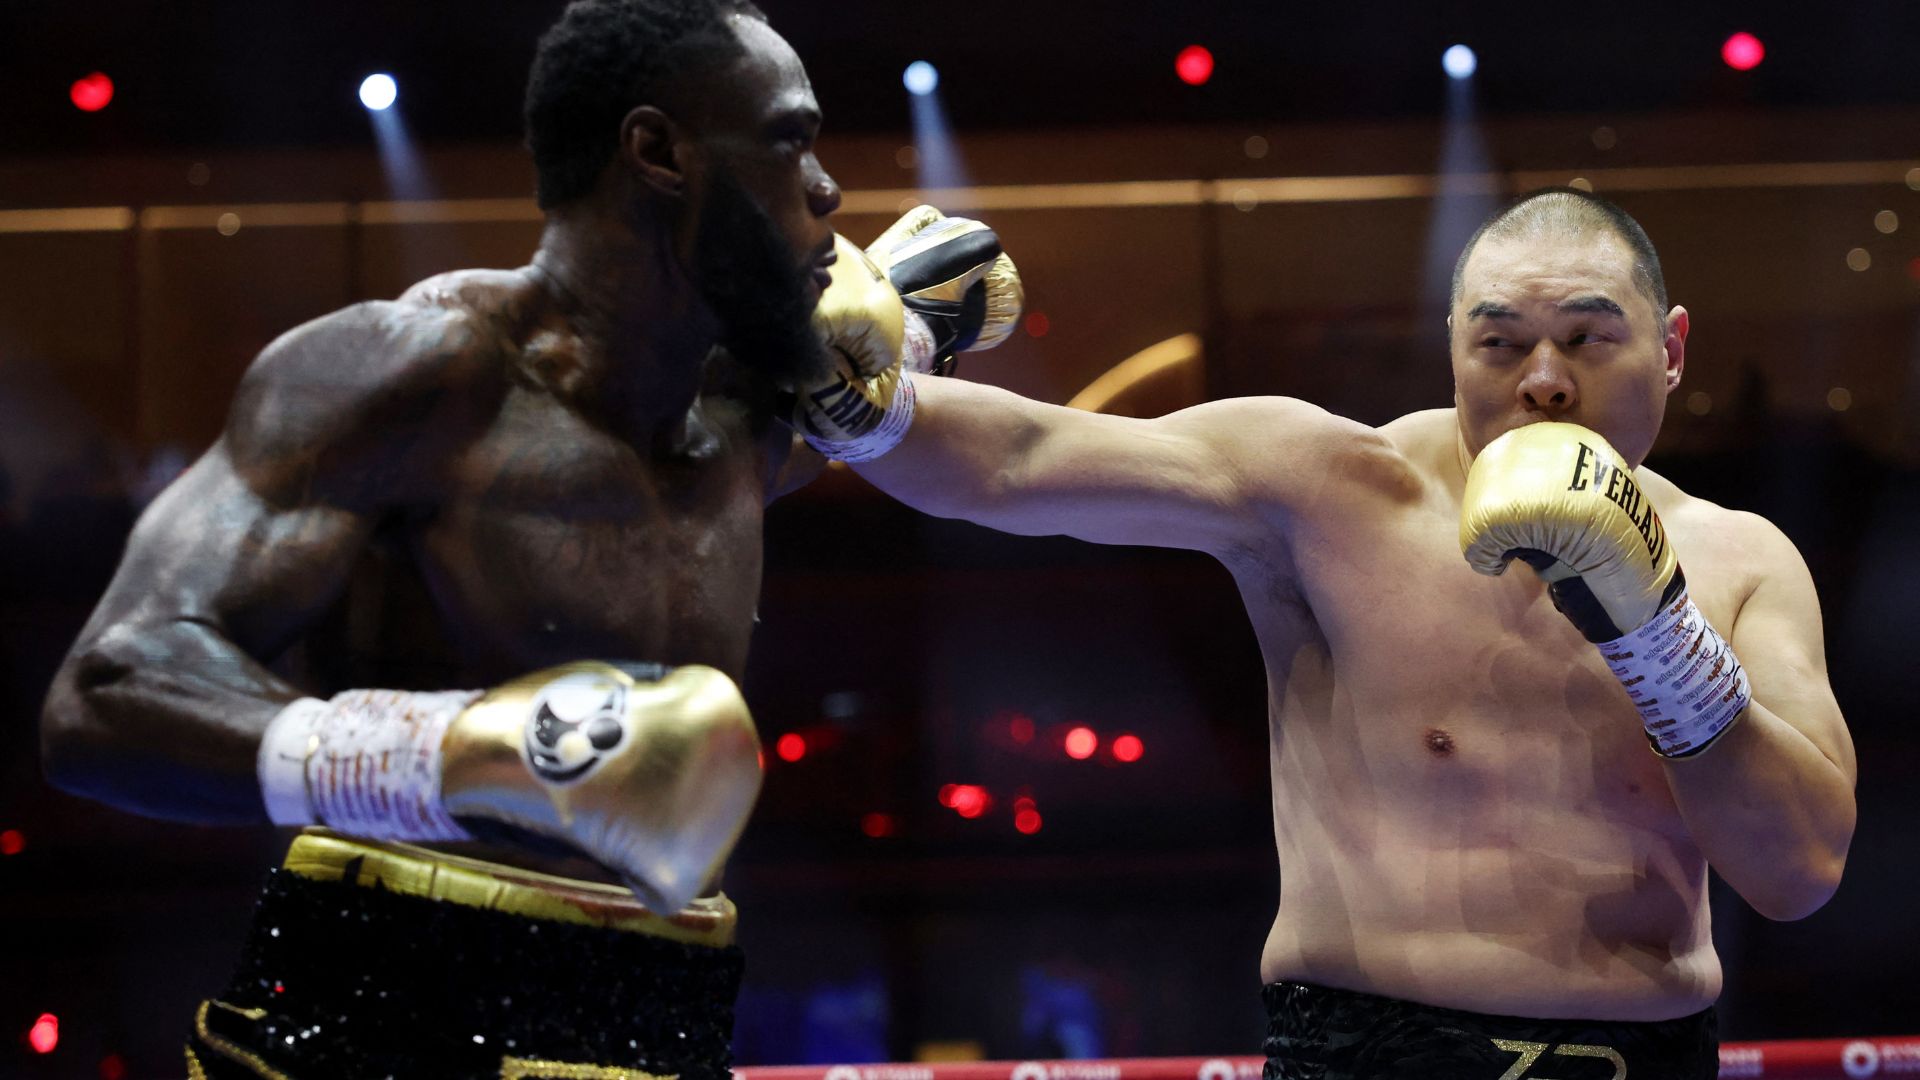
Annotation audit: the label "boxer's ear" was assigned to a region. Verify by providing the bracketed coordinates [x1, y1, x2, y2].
[621, 105, 686, 198]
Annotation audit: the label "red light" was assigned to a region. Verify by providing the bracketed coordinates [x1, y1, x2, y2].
[1024, 312, 1050, 338]
[1721, 32, 1764, 71]
[100, 1054, 127, 1080]
[948, 784, 989, 818]
[0, 829, 24, 855]
[1014, 808, 1043, 834]
[1064, 726, 1098, 760]
[1008, 713, 1036, 743]
[29, 1014, 58, 1054]
[70, 72, 114, 112]
[774, 733, 807, 763]
[1907, 256, 1920, 281]
[1175, 45, 1214, 87]
[860, 812, 895, 838]
[938, 783, 958, 807]
[1112, 734, 1144, 763]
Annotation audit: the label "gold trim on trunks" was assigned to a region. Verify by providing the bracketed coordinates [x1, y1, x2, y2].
[283, 829, 735, 946]
[192, 1000, 293, 1080]
[500, 1057, 679, 1079]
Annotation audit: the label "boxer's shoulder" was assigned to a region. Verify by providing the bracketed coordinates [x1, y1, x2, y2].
[225, 292, 509, 504]
[1640, 467, 1806, 611]
[1203, 396, 1411, 492]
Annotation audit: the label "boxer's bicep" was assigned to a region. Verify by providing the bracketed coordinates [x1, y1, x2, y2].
[1726, 521, 1856, 782]
[40, 308, 449, 820]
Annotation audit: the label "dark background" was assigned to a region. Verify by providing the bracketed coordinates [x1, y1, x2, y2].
[3, 1, 1919, 1076]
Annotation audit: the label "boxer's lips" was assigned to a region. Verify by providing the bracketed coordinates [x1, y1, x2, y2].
[811, 249, 836, 290]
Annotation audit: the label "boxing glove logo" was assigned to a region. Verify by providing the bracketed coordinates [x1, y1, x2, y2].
[523, 671, 630, 784]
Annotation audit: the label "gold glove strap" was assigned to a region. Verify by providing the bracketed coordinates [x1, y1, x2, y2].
[282, 829, 736, 947]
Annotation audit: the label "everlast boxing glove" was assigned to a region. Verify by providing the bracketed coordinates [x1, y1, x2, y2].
[1460, 423, 1750, 758]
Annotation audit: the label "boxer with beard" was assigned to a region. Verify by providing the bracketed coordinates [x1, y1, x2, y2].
[37, 1, 1019, 1076]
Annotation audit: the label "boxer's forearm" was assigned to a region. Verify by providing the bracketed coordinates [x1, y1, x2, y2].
[853, 376, 1079, 537]
[41, 617, 300, 824]
[1663, 698, 1855, 921]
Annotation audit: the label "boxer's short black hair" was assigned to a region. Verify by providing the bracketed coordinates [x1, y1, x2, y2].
[526, 0, 767, 209]
[1451, 187, 1669, 319]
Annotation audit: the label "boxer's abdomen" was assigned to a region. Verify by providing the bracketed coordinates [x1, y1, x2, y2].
[1237, 488, 1730, 1021]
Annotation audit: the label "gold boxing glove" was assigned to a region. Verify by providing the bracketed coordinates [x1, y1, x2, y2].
[811, 232, 909, 380]
[1459, 422, 1680, 642]
[1459, 423, 1752, 758]
[795, 233, 920, 461]
[441, 662, 762, 912]
[259, 662, 762, 912]
[864, 205, 1024, 374]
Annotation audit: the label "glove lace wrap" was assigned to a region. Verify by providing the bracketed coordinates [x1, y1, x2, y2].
[259, 689, 482, 840]
[1600, 589, 1751, 758]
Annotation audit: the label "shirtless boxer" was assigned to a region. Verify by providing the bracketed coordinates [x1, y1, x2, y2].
[37, 1, 1016, 1076]
[792, 189, 1857, 1079]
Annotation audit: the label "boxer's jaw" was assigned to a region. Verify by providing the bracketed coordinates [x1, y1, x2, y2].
[689, 164, 829, 387]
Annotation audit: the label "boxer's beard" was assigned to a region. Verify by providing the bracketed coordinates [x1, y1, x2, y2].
[690, 168, 829, 387]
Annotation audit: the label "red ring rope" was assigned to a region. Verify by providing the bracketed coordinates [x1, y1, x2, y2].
[736, 1037, 1920, 1080]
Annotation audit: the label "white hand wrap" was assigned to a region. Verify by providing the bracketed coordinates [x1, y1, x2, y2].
[803, 370, 918, 464]
[900, 308, 940, 375]
[258, 689, 483, 840]
[1599, 588, 1752, 758]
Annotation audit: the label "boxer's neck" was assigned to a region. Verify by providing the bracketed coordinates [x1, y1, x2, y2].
[530, 204, 716, 440]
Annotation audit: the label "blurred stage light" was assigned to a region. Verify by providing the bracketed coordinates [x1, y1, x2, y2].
[949, 785, 989, 818]
[775, 732, 807, 762]
[70, 72, 114, 112]
[1442, 45, 1477, 79]
[359, 73, 398, 111]
[1024, 312, 1050, 338]
[903, 61, 939, 96]
[1721, 32, 1765, 71]
[1175, 45, 1214, 87]
[0, 829, 24, 855]
[1112, 734, 1144, 763]
[1008, 713, 1035, 744]
[29, 1014, 59, 1054]
[1014, 808, 1043, 834]
[1064, 726, 1098, 760]
[100, 1054, 128, 1080]
[860, 812, 896, 838]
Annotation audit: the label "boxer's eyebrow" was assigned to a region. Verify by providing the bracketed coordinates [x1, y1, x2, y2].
[1560, 295, 1626, 317]
[1465, 302, 1517, 321]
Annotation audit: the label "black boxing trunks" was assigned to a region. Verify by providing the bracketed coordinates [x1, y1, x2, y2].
[1262, 981, 1717, 1080]
[185, 829, 743, 1080]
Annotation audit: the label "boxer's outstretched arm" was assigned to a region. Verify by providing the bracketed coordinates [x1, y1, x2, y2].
[853, 376, 1355, 554]
[1666, 518, 1856, 921]
[40, 302, 489, 823]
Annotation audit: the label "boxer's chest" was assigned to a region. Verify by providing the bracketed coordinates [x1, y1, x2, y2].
[1262, 492, 1748, 806]
[402, 391, 766, 681]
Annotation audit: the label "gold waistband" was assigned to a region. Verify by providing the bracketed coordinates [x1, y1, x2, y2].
[282, 829, 736, 948]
